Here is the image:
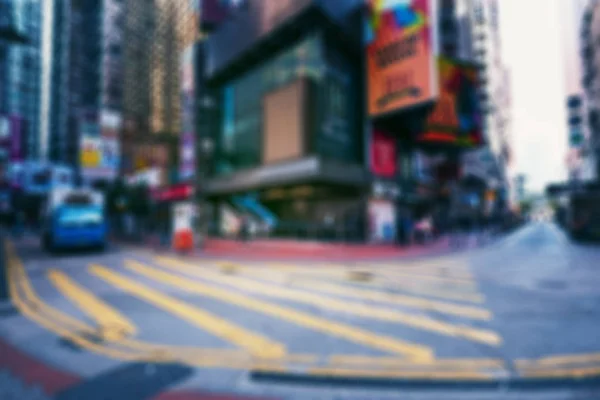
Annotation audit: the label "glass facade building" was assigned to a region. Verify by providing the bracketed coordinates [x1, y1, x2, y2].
[0, 0, 43, 159]
[215, 32, 360, 176]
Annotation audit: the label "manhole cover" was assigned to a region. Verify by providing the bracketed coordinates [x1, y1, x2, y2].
[537, 280, 567, 290]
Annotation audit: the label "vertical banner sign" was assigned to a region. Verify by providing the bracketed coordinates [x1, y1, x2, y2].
[180, 44, 196, 181]
[100, 110, 122, 180]
[370, 130, 397, 177]
[79, 114, 101, 179]
[366, 0, 438, 117]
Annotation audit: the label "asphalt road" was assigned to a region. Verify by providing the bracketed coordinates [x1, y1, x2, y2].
[2, 222, 600, 399]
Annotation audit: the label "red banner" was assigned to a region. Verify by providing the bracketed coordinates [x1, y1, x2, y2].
[371, 130, 397, 178]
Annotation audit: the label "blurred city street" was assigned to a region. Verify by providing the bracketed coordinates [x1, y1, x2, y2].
[2, 222, 600, 399]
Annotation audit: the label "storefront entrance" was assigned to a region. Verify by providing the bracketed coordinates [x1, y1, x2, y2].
[210, 183, 366, 242]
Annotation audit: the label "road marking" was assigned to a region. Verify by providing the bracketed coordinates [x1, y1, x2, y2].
[157, 258, 489, 320]
[192, 257, 485, 302]
[520, 366, 600, 379]
[287, 280, 491, 320]
[385, 264, 473, 280]
[89, 265, 286, 359]
[327, 355, 504, 369]
[151, 257, 500, 346]
[5, 242, 141, 361]
[259, 272, 486, 304]
[47, 269, 137, 341]
[381, 270, 478, 288]
[254, 366, 492, 380]
[237, 263, 485, 303]
[359, 260, 473, 276]
[131, 259, 434, 360]
[6, 242, 318, 369]
[516, 353, 600, 368]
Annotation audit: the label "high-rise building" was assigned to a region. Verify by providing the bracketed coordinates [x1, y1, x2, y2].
[43, 0, 71, 164]
[581, 0, 600, 178]
[120, 0, 198, 184]
[150, 0, 198, 136]
[456, 0, 511, 209]
[0, 0, 43, 160]
[560, 0, 594, 183]
[121, 0, 154, 175]
[69, 0, 124, 183]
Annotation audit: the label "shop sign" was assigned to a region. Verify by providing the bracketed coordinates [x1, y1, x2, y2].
[153, 184, 194, 202]
[370, 130, 397, 177]
[366, 0, 438, 117]
[80, 136, 102, 168]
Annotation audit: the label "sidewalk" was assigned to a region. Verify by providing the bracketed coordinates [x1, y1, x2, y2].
[0, 336, 277, 399]
[134, 234, 483, 261]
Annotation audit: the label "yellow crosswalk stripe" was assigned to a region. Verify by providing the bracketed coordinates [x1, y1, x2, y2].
[154, 258, 489, 321]
[47, 269, 137, 341]
[254, 271, 485, 303]
[383, 264, 474, 279]
[516, 353, 600, 368]
[327, 355, 504, 369]
[520, 366, 600, 379]
[302, 367, 492, 380]
[149, 257, 500, 346]
[283, 279, 491, 320]
[277, 260, 472, 277]
[89, 265, 286, 359]
[381, 270, 478, 287]
[128, 259, 434, 360]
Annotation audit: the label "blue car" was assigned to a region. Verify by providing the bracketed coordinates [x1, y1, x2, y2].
[42, 189, 108, 252]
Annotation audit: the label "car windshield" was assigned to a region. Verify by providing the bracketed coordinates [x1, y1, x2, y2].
[57, 207, 103, 225]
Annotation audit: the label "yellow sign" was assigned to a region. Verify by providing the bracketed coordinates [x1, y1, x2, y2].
[80, 137, 102, 168]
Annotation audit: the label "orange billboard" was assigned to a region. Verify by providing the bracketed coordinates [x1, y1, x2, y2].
[366, 0, 437, 117]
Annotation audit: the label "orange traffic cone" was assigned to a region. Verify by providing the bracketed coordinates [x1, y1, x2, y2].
[173, 229, 194, 254]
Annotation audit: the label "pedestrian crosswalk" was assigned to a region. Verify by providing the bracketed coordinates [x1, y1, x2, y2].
[8, 242, 509, 376]
[47, 269, 137, 341]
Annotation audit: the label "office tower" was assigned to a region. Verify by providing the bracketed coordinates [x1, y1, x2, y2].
[0, 0, 43, 160]
[69, 0, 124, 183]
[581, 0, 600, 179]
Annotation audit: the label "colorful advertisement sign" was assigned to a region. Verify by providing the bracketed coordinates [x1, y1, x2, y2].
[370, 130, 397, 178]
[80, 136, 102, 169]
[79, 110, 121, 181]
[366, 0, 438, 117]
[419, 57, 483, 146]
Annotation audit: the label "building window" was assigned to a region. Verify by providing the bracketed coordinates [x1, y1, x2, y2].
[216, 34, 326, 175]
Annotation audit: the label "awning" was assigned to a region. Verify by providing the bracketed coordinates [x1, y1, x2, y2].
[205, 156, 368, 195]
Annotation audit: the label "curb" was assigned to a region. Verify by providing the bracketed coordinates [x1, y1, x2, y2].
[249, 370, 600, 390]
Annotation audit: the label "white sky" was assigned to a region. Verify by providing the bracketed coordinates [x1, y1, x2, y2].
[499, 0, 568, 193]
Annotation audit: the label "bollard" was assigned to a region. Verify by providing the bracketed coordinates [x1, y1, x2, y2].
[0, 232, 8, 303]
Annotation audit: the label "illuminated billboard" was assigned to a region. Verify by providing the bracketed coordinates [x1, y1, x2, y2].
[366, 0, 438, 118]
[418, 57, 483, 147]
[79, 110, 121, 181]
